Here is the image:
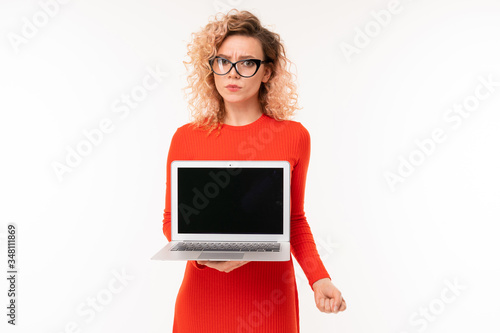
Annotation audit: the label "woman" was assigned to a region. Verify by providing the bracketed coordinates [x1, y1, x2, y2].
[162, 9, 346, 332]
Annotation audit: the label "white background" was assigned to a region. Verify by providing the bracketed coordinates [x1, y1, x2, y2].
[1, 0, 499, 332]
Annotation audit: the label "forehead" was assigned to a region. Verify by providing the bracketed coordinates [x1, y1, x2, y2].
[217, 35, 264, 59]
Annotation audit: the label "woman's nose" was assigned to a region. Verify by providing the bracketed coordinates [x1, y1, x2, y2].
[228, 64, 240, 78]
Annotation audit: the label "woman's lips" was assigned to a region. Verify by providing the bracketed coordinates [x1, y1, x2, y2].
[226, 85, 241, 92]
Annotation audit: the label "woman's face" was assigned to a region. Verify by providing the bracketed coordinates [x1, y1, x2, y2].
[212, 35, 271, 107]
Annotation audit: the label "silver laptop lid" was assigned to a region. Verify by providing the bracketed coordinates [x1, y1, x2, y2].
[171, 160, 290, 242]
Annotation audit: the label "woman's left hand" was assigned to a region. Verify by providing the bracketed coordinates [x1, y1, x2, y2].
[312, 278, 347, 314]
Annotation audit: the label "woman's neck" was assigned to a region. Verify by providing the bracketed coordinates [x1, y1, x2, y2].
[222, 98, 263, 126]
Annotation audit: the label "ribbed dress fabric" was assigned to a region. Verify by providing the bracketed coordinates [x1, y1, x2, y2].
[162, 113, 331, 332]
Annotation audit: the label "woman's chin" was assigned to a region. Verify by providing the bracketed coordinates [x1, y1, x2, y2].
[222, 96, 248, 104]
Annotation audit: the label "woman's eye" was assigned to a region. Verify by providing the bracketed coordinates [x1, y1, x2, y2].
[242, 60, 255, 67]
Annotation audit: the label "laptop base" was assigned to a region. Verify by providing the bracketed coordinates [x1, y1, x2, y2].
[150, 241, 290, 261]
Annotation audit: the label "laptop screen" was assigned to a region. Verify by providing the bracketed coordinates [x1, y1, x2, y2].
[177, 167, 284, 234]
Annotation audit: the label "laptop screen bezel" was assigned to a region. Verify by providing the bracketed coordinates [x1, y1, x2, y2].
[170, 160, 291, 242]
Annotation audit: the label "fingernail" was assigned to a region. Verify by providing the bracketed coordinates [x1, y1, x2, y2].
[333, 306, 338, 312]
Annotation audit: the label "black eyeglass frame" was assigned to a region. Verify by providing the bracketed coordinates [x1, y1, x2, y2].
[208, 56, 271, 78]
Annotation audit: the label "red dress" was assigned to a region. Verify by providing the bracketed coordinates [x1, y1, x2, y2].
[162, 113, 331, 332]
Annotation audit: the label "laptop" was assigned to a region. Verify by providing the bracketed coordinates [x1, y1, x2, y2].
[150, 160, 291, 261]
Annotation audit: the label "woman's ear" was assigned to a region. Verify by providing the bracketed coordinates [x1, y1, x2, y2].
[262, 65, 272, 83]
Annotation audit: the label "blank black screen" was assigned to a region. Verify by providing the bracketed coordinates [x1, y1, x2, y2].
[177, 167, 283, 234]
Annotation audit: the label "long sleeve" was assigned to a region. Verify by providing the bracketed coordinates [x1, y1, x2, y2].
[162, 127, 206, 270]
[289, 124, 331, 290]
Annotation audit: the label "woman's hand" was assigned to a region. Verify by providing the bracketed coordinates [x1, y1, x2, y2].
[196, 260, 250, 273]
[312, 278, 347, 314]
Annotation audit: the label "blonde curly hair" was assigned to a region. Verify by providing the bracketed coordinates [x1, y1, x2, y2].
[182, 9, 302, 137]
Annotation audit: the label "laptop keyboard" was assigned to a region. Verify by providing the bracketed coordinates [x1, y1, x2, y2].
[171, 242, 280, 252]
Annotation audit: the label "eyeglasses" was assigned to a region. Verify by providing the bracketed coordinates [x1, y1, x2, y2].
[209, 56, 271, 78]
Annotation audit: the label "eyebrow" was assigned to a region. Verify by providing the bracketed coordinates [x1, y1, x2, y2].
[216, 53, 257, 59]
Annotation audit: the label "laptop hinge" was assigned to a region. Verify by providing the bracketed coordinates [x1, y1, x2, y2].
[183, 240, 279, 242]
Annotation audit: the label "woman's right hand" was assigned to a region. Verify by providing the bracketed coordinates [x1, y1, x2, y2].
[196, 260, 250, 273]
